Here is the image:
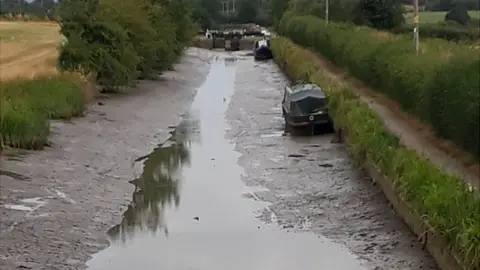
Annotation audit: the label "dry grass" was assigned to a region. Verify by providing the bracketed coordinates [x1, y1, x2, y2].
[0, 21, 61, 81]
[0, 21, 96, 150]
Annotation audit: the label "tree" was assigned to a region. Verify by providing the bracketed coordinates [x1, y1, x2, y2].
[192, 0, 222, 30]
[107, 120, 194, 242]
[165, 0, 195, 51]
[268, 0, 290, 26]
[288, 0, 357, 22]
[445, 4, 471, 25]
[353, 0, 405, 30]
[57, 0, 192, 90]
[58, 0, 141, 88]
[236, 0, 259, 23]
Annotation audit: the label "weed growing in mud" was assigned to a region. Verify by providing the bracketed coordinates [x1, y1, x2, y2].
[271, 36, 480, 270]
[0, 74, 85, 149]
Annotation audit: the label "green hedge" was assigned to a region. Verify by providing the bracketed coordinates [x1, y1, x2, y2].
[270, 36, 480, 270]
[277, 15, 480, 159]
[391, 21, 480, 42]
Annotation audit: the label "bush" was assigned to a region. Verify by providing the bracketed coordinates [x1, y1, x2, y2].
[0, 74, 85, 149]
[352, 0, 405, 30]
[445, 4, 471, 25]
[57, 0, 194, 90]
[277, 15, 480, 159]
[57, 0, 141, 89]
[270, 36, 480, 270]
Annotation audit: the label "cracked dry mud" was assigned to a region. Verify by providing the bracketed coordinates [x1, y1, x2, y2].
[1, 49, 436, 270]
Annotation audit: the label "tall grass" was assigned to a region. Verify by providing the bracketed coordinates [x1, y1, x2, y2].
[0, 21, 86, 150]
[0, 74, 86, 149]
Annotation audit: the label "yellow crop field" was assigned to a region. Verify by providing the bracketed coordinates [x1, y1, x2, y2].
[0, 21, 61, 81]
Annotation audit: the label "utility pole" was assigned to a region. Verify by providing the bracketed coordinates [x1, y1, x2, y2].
[325, 0, 329, 25]
[413, 0, 420, 54]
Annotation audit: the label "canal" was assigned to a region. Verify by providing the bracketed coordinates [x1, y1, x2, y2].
[87, 51, 436, 270]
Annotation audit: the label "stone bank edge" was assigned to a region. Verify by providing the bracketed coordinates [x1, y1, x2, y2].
[270, 36, 479, 270]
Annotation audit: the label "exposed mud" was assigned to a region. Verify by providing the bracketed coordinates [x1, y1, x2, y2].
[1, 49, 437, 270]
[89, 52, 435, 269]
[87, 53, 368, 270]
[226, 57, 437, 269]
[0, 48, 212, 269]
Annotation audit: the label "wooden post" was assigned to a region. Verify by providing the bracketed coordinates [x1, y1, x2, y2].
[413, 0, 420, 54]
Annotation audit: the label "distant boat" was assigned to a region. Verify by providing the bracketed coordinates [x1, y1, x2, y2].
[253, 39, 273, 61]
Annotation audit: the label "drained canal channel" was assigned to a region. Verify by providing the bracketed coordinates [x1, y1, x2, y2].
[1, 49, 437, 269]
[87, 51, 436, 270]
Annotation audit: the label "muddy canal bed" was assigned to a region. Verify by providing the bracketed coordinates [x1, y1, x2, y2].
[1, 49, 436, 270]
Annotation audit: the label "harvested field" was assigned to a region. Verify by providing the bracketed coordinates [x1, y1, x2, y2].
[0, 21, 60, 81]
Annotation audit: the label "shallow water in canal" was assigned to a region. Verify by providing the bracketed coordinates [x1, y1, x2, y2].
[86, 54, 368, 269]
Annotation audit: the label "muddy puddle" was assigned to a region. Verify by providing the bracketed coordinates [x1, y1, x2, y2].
[87, 54, 368, 269]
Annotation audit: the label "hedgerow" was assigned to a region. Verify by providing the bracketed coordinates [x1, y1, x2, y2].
[270, 36, 480, 270]
[391, 21, 480, 42]
[277, 14, 480, 159]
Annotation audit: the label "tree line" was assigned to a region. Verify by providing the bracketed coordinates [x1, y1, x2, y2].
[191, 0, 269, 30]
[57, 0, 195, 90]
[268, 0, 477, 30]
[0, 0, 58, 19]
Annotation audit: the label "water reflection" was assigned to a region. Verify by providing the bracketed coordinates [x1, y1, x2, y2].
[88, 54, 368, 270]
[224, 56, 237, 67]
[108, 117, 199, 242]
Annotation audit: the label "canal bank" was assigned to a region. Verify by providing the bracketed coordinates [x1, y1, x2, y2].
[0, 48, 212, 269]
[270, 36, 479, 270]
[2, 48, 437, 269]
[87, 52, 370, 270]
[87, 51, 435, 269]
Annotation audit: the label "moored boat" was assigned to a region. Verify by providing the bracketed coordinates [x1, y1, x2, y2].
[253, 39, 273, 60]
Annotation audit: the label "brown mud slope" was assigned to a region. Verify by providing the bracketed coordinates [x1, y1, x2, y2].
[308, 50, 479, 189]
[0, 48, 212, 269]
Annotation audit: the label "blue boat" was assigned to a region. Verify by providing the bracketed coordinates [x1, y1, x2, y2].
[254, 39, 273, 60]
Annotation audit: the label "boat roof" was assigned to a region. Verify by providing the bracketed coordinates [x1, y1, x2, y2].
[286, 83, 326, 101]
[256, 40, 269, 47]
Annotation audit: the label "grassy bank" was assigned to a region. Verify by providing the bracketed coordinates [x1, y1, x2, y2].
[277, 15, 480, 160]
[0, 21, 87, 150]
[1, 0, 196, 151]
[270, 36, 480, 269]
[0, 74, 86, 149]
